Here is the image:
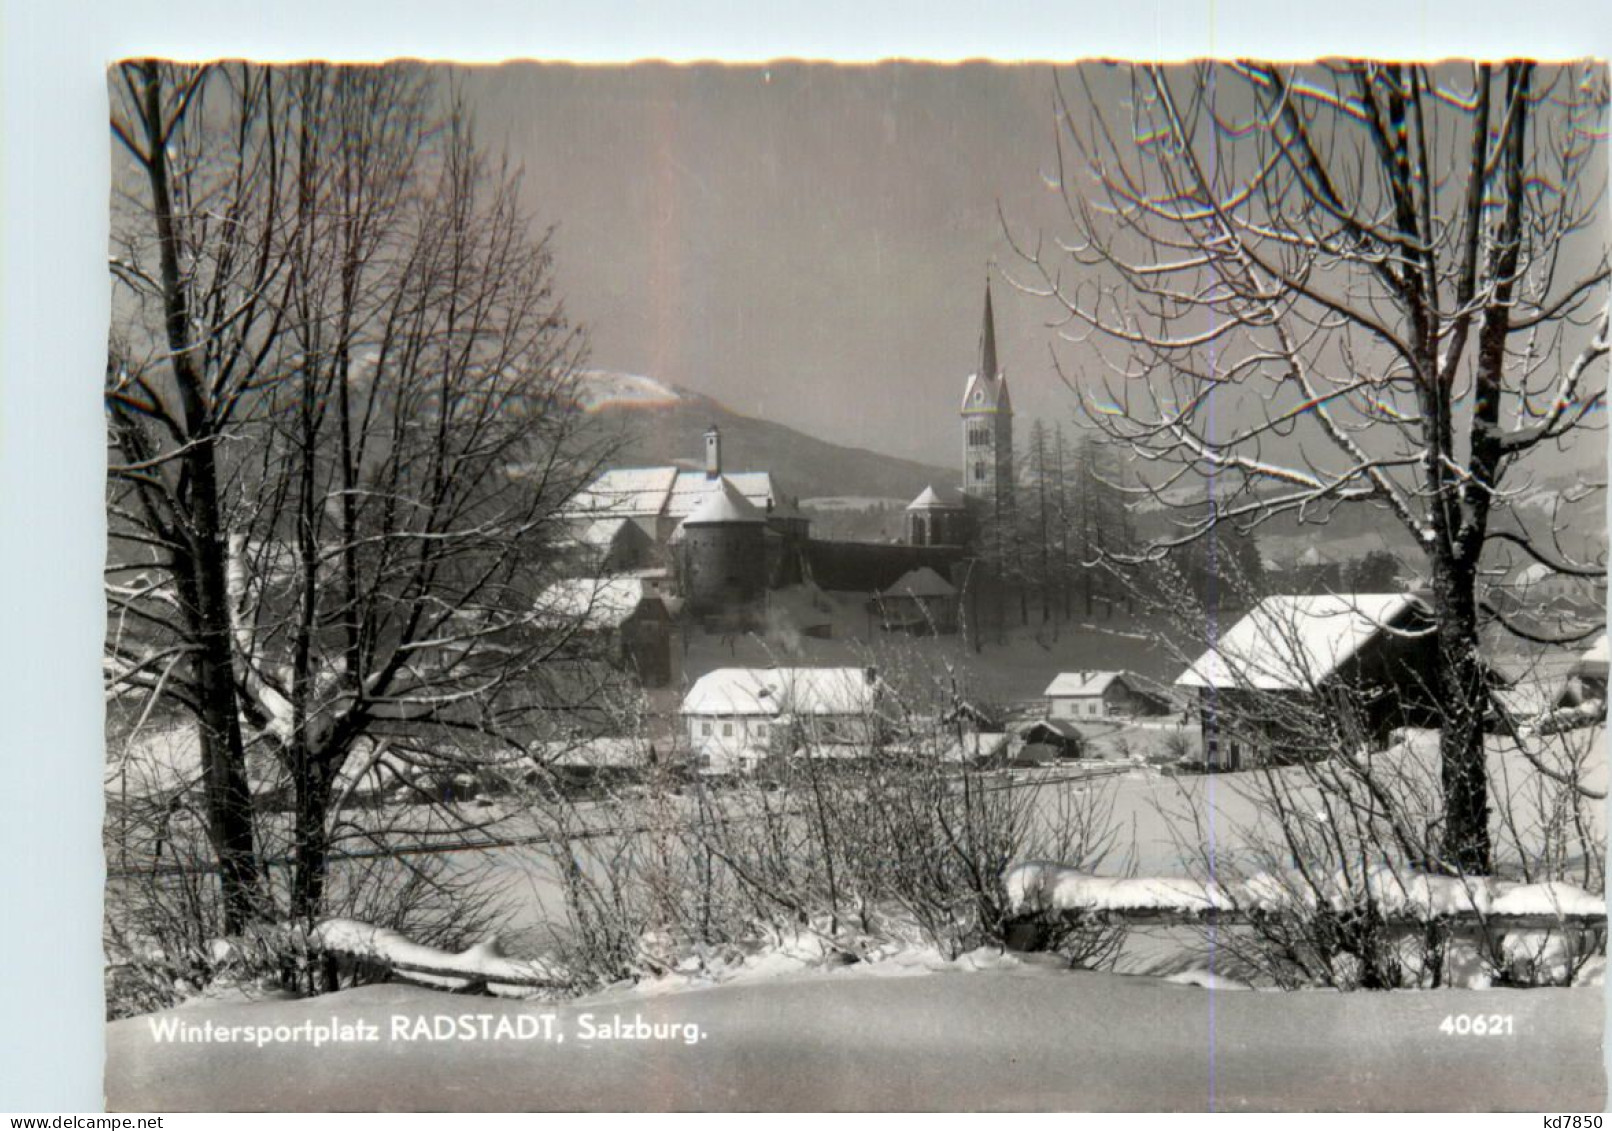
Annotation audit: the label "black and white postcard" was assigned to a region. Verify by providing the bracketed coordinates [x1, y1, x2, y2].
[85, 43, 1612, 1113]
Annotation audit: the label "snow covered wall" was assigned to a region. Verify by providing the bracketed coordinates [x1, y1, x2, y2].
[1004, 862, 1606, 921]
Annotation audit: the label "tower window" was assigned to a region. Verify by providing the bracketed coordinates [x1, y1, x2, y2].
[974, 462, 986, 482]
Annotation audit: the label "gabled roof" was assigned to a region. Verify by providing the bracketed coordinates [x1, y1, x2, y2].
[880, 566, 957, 599]
[906, 484, 966, 511]
[533, 578, 654, 631]
[1045, 670, 1129, 698]
[683, 667, 880, 717]
[569, 465, 795, 524]
[1175, 593, 1430, 691]
[569, 467, 680, 518]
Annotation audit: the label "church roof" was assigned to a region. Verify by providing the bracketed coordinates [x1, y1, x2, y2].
[961, 276, 1011, 414]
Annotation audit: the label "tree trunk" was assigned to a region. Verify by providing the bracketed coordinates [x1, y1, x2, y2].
[193, 565, 263, 934]
[137, 62, 263, 932]
[1433, 556, 1492, 875]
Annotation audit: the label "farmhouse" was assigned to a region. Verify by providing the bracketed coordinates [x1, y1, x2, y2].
[533, 578, 674, 687]
[681, 666, 884, 774]
[568, 426, 810, 589]
[1043, 670, 1170, 721]
[1174, 593, 1444, 770]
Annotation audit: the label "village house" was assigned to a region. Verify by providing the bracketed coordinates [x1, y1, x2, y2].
[1043, 670, 1170, 721]
[681, 666, 885, 774]
[533, 577, 675, 688]
[1174, 593, 1445, 770]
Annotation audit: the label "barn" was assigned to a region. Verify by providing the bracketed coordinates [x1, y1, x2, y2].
[1174, 593, 1445, 770]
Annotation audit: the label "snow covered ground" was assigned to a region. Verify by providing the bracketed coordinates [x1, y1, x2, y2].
[105, 963, 1605, 1111]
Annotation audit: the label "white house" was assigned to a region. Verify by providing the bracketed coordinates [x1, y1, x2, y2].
[681, 666, 883, 774]
[1043, 671, 1169, 721]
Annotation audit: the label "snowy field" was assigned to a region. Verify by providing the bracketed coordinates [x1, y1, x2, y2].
[105, 964, 1604, 1111]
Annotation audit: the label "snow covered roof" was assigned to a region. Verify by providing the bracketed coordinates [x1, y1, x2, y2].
[1175, 593, 1430, 691]
[1044, 671, 1127, 698]
[540, 737, 653, 769]
[880, 566, 956, 599]
[906, 484, 966, 511]
[683, 667, 881, 717]
[569, 466, 793, 523]
[560, 517, 644, 549]
[570, 467, 680, 518]
[682, 476, 767, 525]
[533, 578, 653, 630]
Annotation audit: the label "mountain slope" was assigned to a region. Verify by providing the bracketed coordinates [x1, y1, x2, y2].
[573, 370, 954, 505]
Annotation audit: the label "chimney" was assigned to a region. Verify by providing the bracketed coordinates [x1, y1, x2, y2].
[704, 425, 722, 479]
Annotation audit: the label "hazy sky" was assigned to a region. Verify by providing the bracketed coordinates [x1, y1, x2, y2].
[447, 61, 1609, 487]
[463, 62, 1081, 467]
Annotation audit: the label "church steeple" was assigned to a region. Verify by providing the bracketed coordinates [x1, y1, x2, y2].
[978, 276, 998, 383]
[960, 271, 1014, 509]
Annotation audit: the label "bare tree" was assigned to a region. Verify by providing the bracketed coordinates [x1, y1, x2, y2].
[107, 61, 285, 930]
[1012, 61, 1609, 873]
[107, 62, 607, 947]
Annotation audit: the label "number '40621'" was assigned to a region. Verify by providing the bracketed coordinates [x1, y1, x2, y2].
[1439, 1014, 1513, 1036]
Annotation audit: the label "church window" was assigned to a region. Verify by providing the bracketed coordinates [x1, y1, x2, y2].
[973, 461, 985, 482]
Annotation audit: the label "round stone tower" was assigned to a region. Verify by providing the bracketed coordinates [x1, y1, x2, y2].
[680, 476, 768, 620]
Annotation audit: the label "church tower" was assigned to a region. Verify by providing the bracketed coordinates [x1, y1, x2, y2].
[960, 278, 1014, 515]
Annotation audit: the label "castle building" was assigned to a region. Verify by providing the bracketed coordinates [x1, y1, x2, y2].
[677, 473, 769, 622]
[569, 426, 809, 599]
[960, 278, 1014, 519]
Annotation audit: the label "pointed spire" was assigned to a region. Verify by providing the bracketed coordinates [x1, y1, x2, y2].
[978, 274, 998, 382]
